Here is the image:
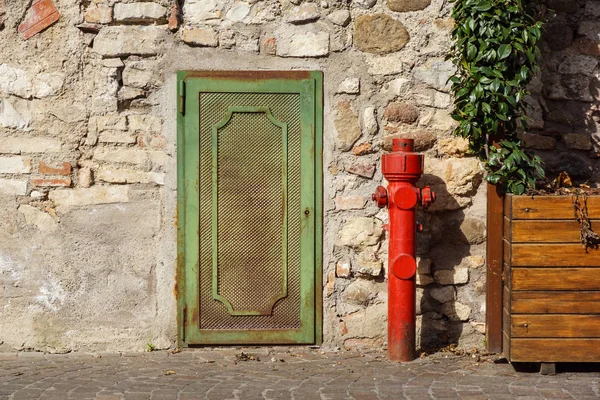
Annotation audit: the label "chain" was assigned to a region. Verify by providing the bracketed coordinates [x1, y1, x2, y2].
[572, 192, 600, 252]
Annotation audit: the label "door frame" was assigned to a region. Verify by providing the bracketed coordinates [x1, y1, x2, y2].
[176, 70, 323, 347]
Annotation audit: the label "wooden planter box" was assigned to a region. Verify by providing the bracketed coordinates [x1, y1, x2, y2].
[502, 194, 600, 363]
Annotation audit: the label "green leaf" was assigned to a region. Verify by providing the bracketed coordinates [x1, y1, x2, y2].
[498, 44, 512, 59]
[473, 2, 493, 11]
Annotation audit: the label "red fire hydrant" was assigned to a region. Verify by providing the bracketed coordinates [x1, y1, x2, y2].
[372, 138, 435, 362]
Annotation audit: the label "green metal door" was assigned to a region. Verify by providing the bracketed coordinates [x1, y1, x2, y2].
[177, 71, 323, 346]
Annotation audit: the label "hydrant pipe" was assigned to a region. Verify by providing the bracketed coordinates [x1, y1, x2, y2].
[372, 138, 435, 362]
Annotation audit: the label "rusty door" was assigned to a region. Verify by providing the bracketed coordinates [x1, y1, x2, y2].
[177, 71, 323, 345]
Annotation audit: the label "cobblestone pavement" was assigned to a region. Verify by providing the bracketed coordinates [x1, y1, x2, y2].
[0, 348, 599, 400]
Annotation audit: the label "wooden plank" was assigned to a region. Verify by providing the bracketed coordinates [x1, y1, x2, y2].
[503, 239, 510, 266]
[512, 268, 600, 291]
[511, 220, 600, 243]
[511, 339, 600, 362]
[510, 195, 600, 220]
[512, 291, 600, 314]
[503, 286, 510, 311]
[503, 331, 511, 360]
[511, 244, 600, 267]
[504, 193, 512, 218]
[503, 262, 511, 290]
[486, 182, 504, 353]
[503, 216, 511, 242]
[512, 315, 600, 338]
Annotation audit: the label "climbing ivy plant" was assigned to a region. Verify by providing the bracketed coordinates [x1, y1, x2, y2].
[448, 0, 545, 194]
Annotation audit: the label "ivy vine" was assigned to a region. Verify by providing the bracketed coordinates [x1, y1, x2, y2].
[448, 0, 545, 194]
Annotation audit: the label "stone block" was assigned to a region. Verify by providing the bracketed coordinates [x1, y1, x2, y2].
[362, 106, 378, 136]
[354, 14, 409, 54]
[578, 21, 600, 41]
[430, 286, 455, 304]
[573, 38, 600, 56]
[96, 114, 127, 132]
[438, 137, 469, 157]
[327, 9, 350, 26]
[334, 195, 366, 210]
[276, 30, 329, 57]
[0, 178, 27, 195]
[353, 143, 372, 156]
[336, 258, 351, 278]
[564, 133, 592, 150]
[460, 218, 486, 245]
[557, 55, 598, 75]
[99, 132, 137, 144]
[97, 168, 165, 185]
[93, 148, 149, 166]
[342, 303, 387, 341]
[336, 78, 360, 94]
[84, 5, 112, 24]
[0, 156, 32, 174]
[183, 27, 219, 47]
[388, 0, 431, 12]
[286, 3, 320, 24]
[79, 168, 93, 188]
[384, 102, 419, 124]
[226, 2, 251, 22]
[546, 22, 573, 51]
[326, 270, 335, 296]
[412, 89, 451, 108]
[183, 0, 224, 25]
[353, 0, 377, 9]
[334, 101, 361, 151]
[122, 60, 161, 89]
[337, 217, 383, 250]
[519, 133, 556, 150]
[342, 279, 378, 306]
[49, 186, 129, 207]
[354, 250, 382, 277]
[442, 301, 471, 321]
[0, 97, 32, 131]
[128, 114, 162, 133]
[346, 162, 375, 179]
[113, 2, 167, 22]
[39, 162, 71, 176]
[434, 267, 469, 285]
[93, 26, 167, 57]
[118, 87, 145, 101]
[18, 205, 57, 232]
[365, 53, 406, 75]
[413, 59, 454, 92]
[0, 137, 62, 154]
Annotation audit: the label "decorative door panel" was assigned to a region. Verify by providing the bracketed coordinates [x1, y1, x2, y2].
[177, 71, 322, 345]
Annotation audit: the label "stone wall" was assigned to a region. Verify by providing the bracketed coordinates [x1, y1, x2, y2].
[0, 0, 593, 353]
[522, 1, 600, 183]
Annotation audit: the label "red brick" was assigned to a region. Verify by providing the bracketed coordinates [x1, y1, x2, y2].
[168, 4, 179, 31]
[30, 177, 72, 187]
[18, 0, 60, 40]
[352, 143, 372, 156]
[262, 37, 277, 55]
[39, 161, 72, 176]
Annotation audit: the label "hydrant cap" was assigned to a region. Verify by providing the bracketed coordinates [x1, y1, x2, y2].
[392, 254, 417, 280]
[392, 138, 414, 152]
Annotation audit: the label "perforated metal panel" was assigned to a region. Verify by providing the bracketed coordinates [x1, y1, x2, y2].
[200, 94, 301, 330]
[177, 71, 323, 345]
